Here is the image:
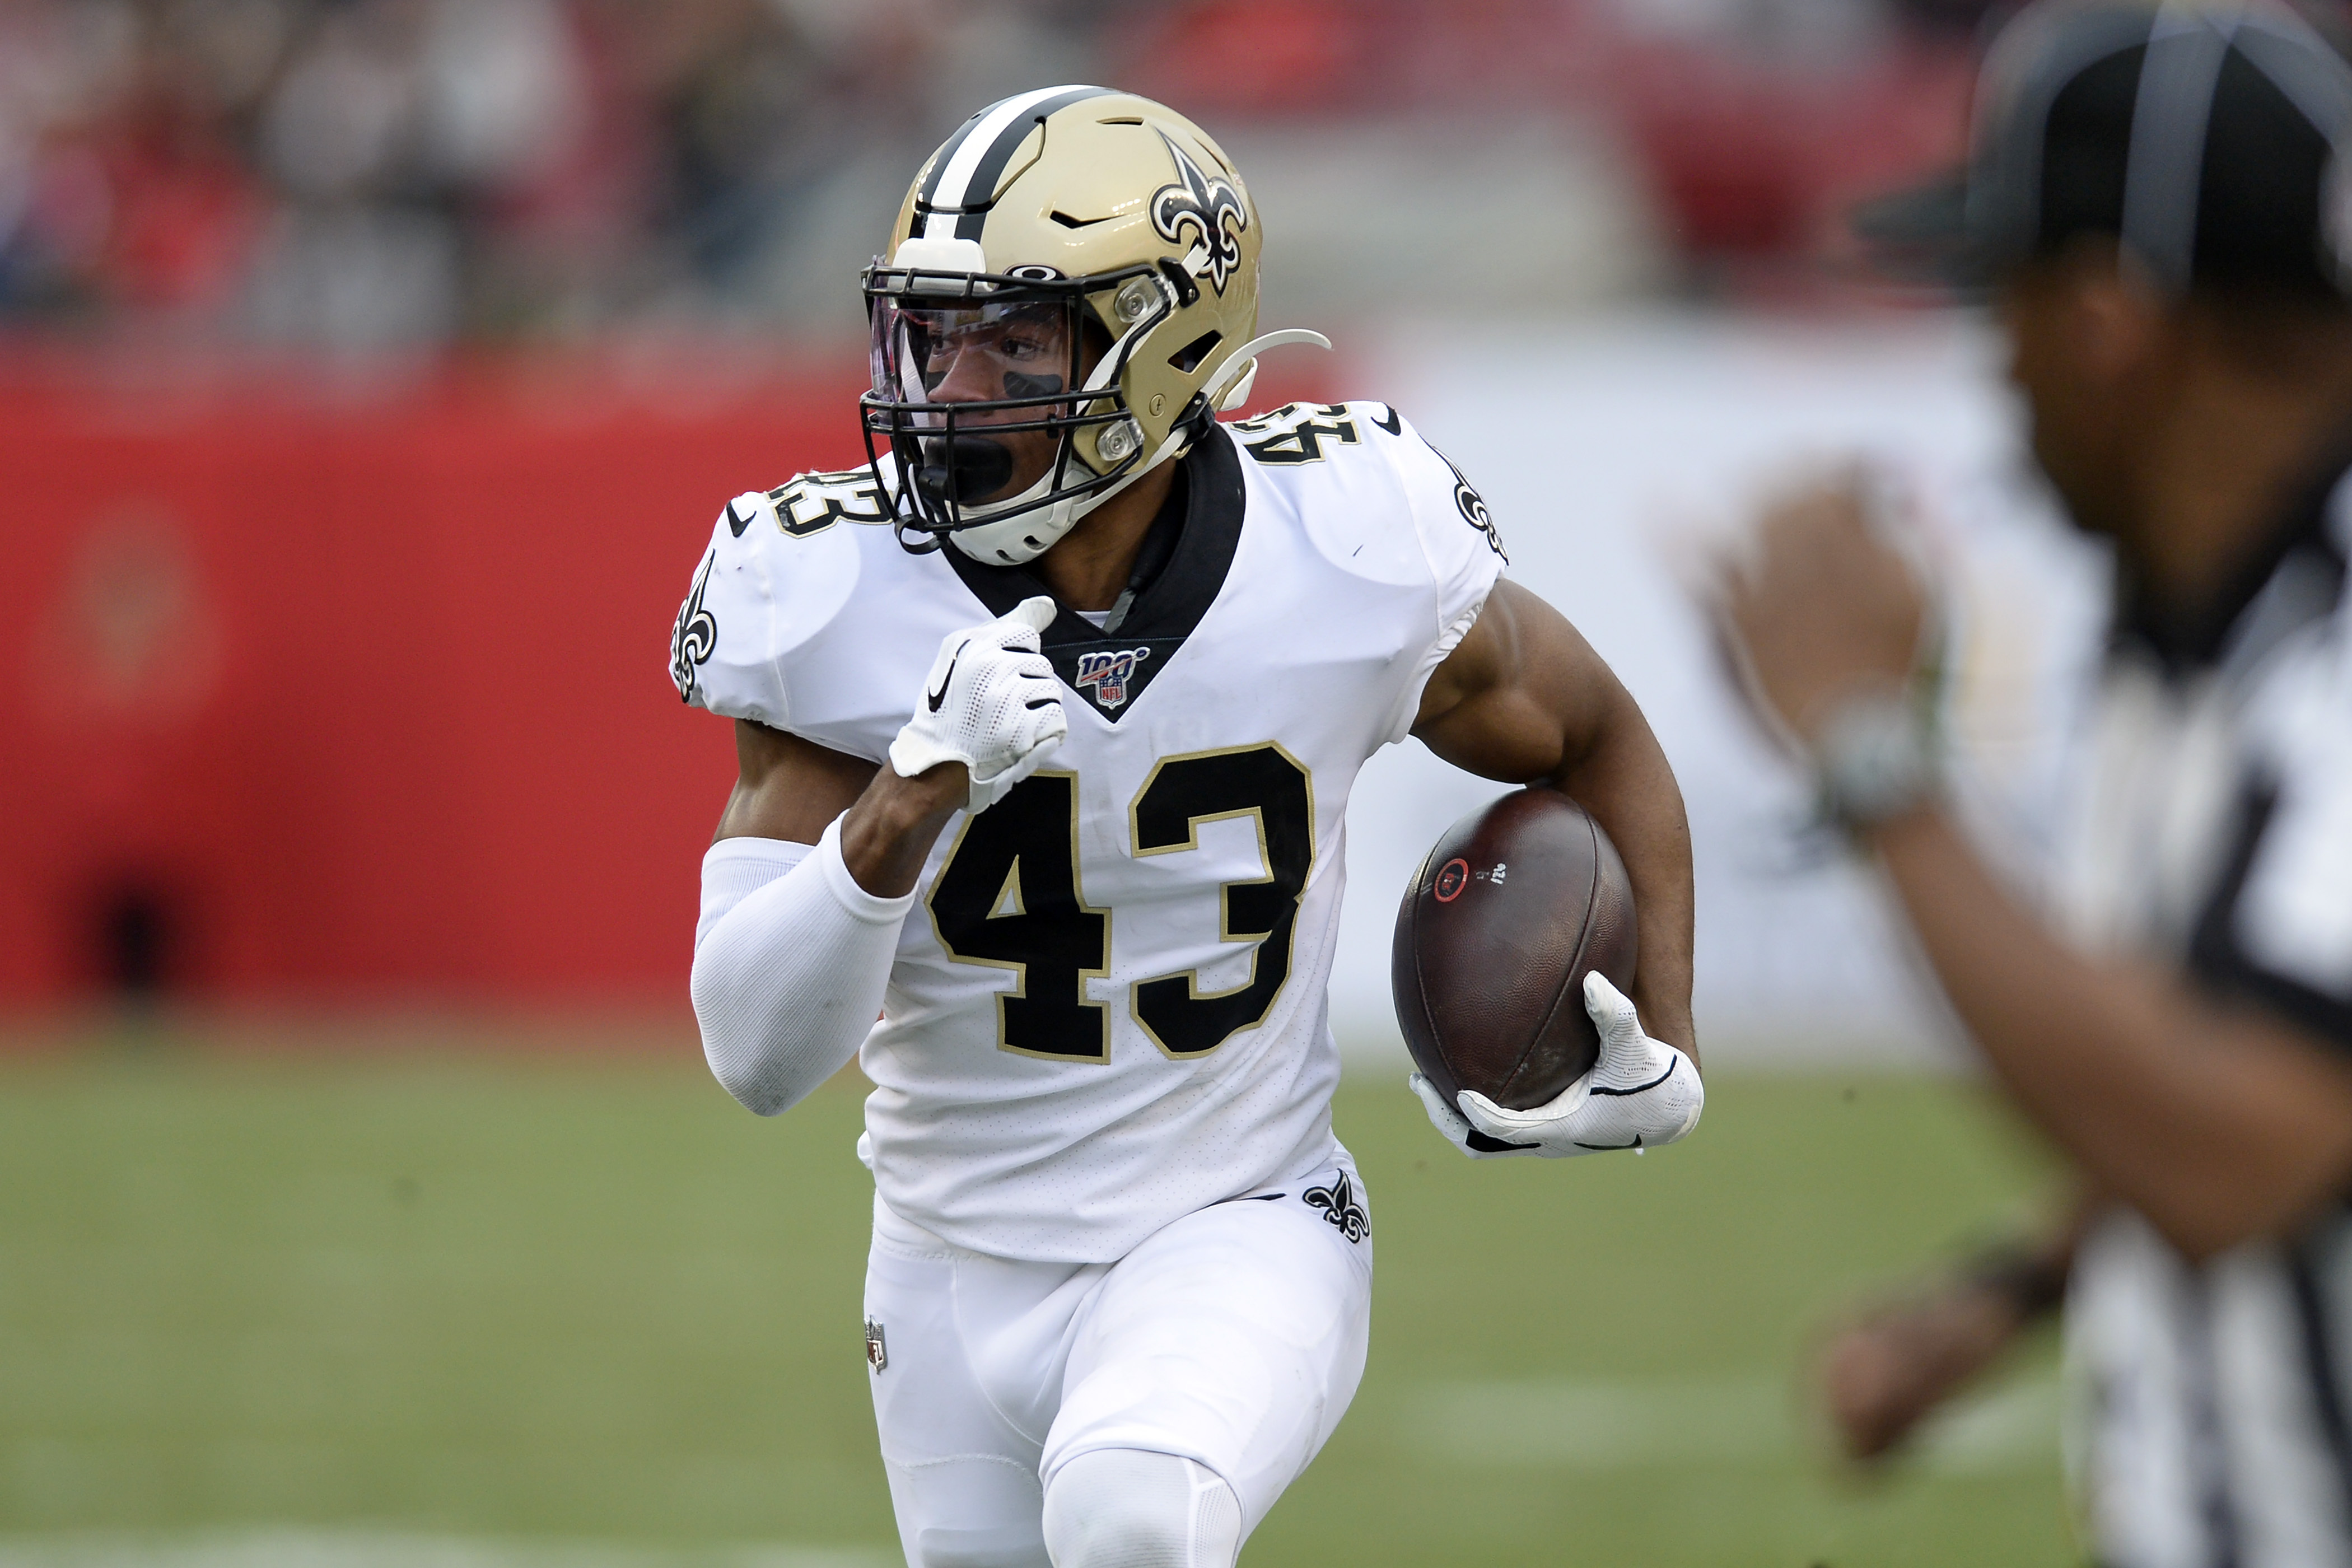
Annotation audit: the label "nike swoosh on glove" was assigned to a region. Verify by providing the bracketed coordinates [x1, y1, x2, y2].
[1411, 972, 1703, 1159]
[889, 596, 1068, 814]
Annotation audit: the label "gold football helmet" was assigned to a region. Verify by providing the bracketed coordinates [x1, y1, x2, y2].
[861, 86, 1326, 564]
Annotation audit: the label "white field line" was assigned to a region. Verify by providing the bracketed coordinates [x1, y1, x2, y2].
[0, 1533, 893, 1568]
[1404, 1374, 2059, 1474]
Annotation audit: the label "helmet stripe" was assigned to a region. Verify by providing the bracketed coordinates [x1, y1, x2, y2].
[916, 85, 1116, 241]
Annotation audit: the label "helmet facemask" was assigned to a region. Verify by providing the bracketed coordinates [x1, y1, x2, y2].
[861, 258, 1187, 564]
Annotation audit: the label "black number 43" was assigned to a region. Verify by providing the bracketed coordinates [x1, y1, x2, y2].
[925, 743, 1314, 1062]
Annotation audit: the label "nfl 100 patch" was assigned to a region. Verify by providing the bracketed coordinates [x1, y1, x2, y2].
[1074, 647, 1152, 711]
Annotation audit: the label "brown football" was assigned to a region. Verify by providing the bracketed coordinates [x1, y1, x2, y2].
[1392, 787, 1639, 1111]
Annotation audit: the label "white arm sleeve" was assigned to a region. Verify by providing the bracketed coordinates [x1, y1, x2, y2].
[689, 816, 915, 1117]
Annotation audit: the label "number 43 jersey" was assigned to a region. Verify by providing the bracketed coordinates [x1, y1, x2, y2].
[671, 403, 1506, 1262]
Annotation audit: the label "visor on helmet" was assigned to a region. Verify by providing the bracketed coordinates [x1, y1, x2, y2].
[882, 298, 1072, 406]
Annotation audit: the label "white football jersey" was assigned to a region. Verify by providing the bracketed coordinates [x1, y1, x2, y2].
[670, 403, 1506, 1261]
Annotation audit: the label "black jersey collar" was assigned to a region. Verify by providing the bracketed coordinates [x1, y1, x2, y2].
[942, 423, 1246, 721]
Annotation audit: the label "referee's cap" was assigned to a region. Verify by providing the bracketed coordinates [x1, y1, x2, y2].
[1857, 0, 2352, 298]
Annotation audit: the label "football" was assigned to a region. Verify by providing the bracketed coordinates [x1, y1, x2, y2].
[1392, 787, 1639, 1111]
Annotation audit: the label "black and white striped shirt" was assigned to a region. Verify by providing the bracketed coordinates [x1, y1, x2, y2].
[2060, 452, 2352, 1568]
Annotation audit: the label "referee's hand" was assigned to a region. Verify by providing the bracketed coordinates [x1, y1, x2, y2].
[1710, 472, 1933, 746]
[1816, 1279, 2027, 1462]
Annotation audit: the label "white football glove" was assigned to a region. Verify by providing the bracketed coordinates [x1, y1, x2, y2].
[889, 596, 1067, 814]
[1411, 973, 1703, 1159]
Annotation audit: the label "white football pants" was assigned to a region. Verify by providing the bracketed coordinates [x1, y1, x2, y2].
[861, 1163, 1375, 1568]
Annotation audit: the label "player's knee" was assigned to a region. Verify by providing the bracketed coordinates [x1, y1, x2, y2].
[1040, 1449, 1240, 1568]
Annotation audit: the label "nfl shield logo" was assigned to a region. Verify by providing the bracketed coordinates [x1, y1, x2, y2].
[1074, 647, 1152, 711]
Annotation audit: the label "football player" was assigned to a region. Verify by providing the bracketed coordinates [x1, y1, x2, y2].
[673, 88, 1702, 1568]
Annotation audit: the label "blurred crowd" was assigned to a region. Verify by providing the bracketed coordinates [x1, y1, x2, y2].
[0, 0, 1026, 346]
[0, 0, 2001, 348]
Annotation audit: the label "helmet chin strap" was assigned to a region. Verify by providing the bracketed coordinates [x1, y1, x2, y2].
[947, 328, 1333, 568]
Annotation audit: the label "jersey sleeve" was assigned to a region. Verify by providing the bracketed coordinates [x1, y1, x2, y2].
[1357, 402, 1509, 743]
[665, 470, 875, 732]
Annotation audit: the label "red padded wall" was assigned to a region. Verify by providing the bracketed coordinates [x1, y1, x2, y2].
[0, 348, 867, 1010]
[0, 347, 1332, 1013]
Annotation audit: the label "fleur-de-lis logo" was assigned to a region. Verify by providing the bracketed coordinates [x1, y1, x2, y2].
[1432, 446, 1507, 563]
[671, 549, 717, 703]
[1149, 129, 1248, 296]
[1301, 1170, 1370, 1243]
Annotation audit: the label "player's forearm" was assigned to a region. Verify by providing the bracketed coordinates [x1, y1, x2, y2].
[1552, 698, 1697, 1062]
[839, 766, 969, 898]
[1868, 806, 2352, 1259]
[691, 819, 914, 1116]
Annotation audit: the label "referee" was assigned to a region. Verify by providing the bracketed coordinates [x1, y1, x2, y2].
[1715, 2, 2352, 1562]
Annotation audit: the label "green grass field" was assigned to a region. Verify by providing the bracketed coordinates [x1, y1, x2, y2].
[0, 1037, 2075, 1567]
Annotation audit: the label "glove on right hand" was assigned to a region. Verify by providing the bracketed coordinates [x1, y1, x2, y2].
[889, 596, 1067, 814]
[1410, 973, 1702, 1159]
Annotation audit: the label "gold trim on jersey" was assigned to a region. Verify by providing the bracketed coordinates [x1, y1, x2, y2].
[923, 769, 1113, 1064]
[1125, 741, 1317, 1061]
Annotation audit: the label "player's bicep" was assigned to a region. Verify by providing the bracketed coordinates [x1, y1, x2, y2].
[713, 720, 878, 845]
[1412, 581, 1626, 783]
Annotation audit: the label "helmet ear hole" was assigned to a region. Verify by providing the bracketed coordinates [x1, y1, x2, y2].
[1168, 330, 1221, 374]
